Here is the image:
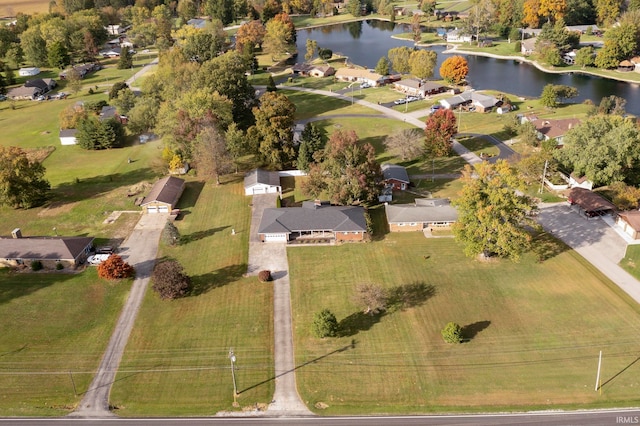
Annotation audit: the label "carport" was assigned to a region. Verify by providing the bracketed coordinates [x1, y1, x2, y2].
[567, 187, 616, 218]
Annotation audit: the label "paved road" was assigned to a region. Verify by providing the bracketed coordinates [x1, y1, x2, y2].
[537, 203, 640, 304]
[69, 213, 168, 417]
[246, 194, 312, 416]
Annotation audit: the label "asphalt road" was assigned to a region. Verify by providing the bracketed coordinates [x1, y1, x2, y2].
[4, 410, 640, 425]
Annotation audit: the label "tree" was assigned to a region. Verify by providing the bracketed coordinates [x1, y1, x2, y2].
[387, 46, 412, 74]
[161, 221, 181, 246]
[112, 87, 136, 115]
[225, 123, 247, 173]
[128, 96, 160, 134]
[47, 41, 70, 69]
[266, 75, 277, 92]
[540, 84, 558, 108]
[594, 22, 638, 69]
[305, 38, 318, 61]
[312, 309, 339, 338]
[554, 85, 578, 103]
[264, 12, 296, 60]
[118, 47, 133, 69]
[421, 0, 436, 14]
[553, 115, 640, 186]
[408, 49, 437, 80]
[297, 122, 325, 172]
[411, 14, 422, 42]
[375, 56, 390, 75]
[65, 69, 83, 95]
[59, 104, 87, 129]
[384, 128, 425, 161]
[595, 0, 622, 26]
[194, 126, 233, 184]
[538, 0, 566, 22]
[523, 0, 542, 28]
[318, 48, 332, 60]
[235, 20, 266, 53]
[97, 254, 135, 280]
[452, 160, 538, 261]
[425, 109, 457, 157]
[182, 31, 227, 63]
[152, 260, 191, 300]
[347, 0, 362, 16]
[205, 0, 234, 25]
[21, 27, 47, 66]
[352, 283, 387, 315]
[466, 0, 496, 42]
[109, 81, 129, 100]
[303, 130, 382, 206]
[439, 55, 469, 85]
[253, 91, 297, 169]
[0, 146, 50, 209]
[575, 46, 595, 68]
[441, 322, 463, 343]
[609, 181, 640, 210]
[565, 0, 596, 24]
[76, 117, 125, 150]
[598, 95, 626, 115]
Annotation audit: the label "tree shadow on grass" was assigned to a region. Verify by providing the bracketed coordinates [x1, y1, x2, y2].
[189, 263, 247, 296]
[179, 225, 230, 245]
[462, 320, 491, 342]
[531, 230, 569, 262]
[387, 282, 436, 312]
[337, 311, 384, 337]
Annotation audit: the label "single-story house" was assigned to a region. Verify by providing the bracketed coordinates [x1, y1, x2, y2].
[244, 169, 281, 196]
[616, 210, 640, 240]
[105, 24, 131, 35]
[140, 176, 185, 214]
[393, 79, 445, 98]
[385, 198, 458, 232]
[565, 24, 599, 34]
[18, 67, 40, 76]
[100, 47, 122, 57]
[25, 78, 56, 92]
[440, 91, 498, 112]
[100, 105, 128, 124]
[60, 63, 100, 79]
[7, 85, 42, 100]
[382, 164, 410, 190]
[521, 37, 537, 55]
[59, 128, 78, 145]
[258, 201, 367, 243]
[0, 228, 93, 269]
[292, 63, 336, 77]
[187, 18, 208, 29]
[520, 115, 581, 145]
[335, 68, 384, 87]
[107, 36, 134, 48]
[521, 28, 542, 37]
[567, 188, 616, 217]
[445, 27, 472, 43]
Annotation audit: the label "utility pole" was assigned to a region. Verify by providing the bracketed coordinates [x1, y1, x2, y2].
[539, 159, 548, 194]
[595, 350, 602, 393]
[229, 348, 238, 407]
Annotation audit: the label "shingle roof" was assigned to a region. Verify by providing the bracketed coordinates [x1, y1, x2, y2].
[335, 68, 383, 81]
[244, 169, 280, 188]
[618, 210, 640, 232]
[385, 200, 458, 224]
[141, 176, 185, 206]
[99, 105, 118, 121]
[0, 236, 94, 261]
[7, 86, 39, 98]
[568, 188, 615, 213]
[532, 118, 581, 139]
[382, 164, 409, 183]
[258, 204, 367, 234]
[59, 129, 78, 138]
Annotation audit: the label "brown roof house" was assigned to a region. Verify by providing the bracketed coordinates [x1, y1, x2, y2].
[393, 79, 445, 98]
[258, 201, 367, 243]
[0, 228, 93, 269]
[140, 176, 185, 214]
[520, 115, 581, 145]
[616, 210, 640, 240]
[385, 199, 458, 232]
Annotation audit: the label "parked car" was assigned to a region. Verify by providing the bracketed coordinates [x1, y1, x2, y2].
[407, 96, 419, 102]
[360, 83, 371, 89]
[429, 104, 442, 113]
[394, 98, 408, 105]
[86, 254, 111, 265]
[95, 246, 114, 255]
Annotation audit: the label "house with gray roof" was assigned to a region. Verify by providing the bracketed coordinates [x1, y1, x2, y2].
[0, 228, 94, 269]
[140, 176, 185, 214]
[59, 128, 78, 145]
[440, 91, 498, 113]
[258, 201, 367, 243]
[7, 85, 41, 100]
[385, 198, 458, 232]
[244, 169, 282, 195]
[382, 164, 410, 190]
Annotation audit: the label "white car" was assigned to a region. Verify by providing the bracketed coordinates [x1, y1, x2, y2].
[360, 83, 371, 89]
[394, 98, 408, 105]
[87, 254, 111, 265]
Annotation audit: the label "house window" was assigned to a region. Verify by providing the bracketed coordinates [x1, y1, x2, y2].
[410, 222, 416, 226]
[343, 232, 348, 235]
[398, 223, 405, 226]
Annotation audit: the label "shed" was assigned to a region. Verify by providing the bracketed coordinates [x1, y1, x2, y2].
[381, 164, 410, 190]
[18, 67, 40, 76]
[244, 169, 282, 196]
[140, 176, 185, 214]
[59, 129, 78, 145]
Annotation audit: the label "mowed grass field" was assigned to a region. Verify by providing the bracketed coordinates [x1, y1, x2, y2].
[289, 234, 640, 414]
[0, 269, 131, 416]
[0, 0, 48, 15]
[109, 180, 275, 416]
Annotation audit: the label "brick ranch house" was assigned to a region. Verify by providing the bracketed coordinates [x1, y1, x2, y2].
[385, 199, 458, 232]
[258, 201, 367, 243]
[0, 228, 93, 269]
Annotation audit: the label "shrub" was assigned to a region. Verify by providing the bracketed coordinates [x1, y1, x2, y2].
[97, 254, 135, 280]
[258, 270, 272, 282]
[161, 221, 180, 246]
[88, 88, 94, 94]
[441, 322, 463, 343]
[514, 41, 521, 53]
[30, 260, 42, 271]
[152, 260, 191, 300]
[55, 262, 64, 270]
[312, 309, 338, 338]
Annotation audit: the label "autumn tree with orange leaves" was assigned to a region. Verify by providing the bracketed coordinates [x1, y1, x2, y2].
[425, 109, 457, 157]
[439, 55, 469, 85]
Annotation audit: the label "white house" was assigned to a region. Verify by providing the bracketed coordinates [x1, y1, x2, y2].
[18, 67, 40, 77]
[335, 68, 384, 87]
[244, 169, 282, 196]
[59, 129, 78, 145]
[445, 28, 472, 43]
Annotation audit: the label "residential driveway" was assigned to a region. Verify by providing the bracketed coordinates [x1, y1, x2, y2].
[537, 204, 640, 304]
[70, 213, 168, 417]
[246, 194, 312, 416]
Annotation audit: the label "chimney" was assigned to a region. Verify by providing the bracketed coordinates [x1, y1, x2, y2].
[314, 200, 322, 207]
[11, 228, 22, 239]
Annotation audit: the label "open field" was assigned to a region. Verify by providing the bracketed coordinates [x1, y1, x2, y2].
[110, 180, 275, 416]
[289, 233, 640, 414]
[0, 0, 48, 15]
[0, 268, 132, 416]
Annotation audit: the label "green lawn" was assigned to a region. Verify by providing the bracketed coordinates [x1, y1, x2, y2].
[621, 245, 640, 281]
[109, 180, 274, 416]
[0, 269, 132, 416]
[289, 234, 640, 414]
[457, 135, 500, 159]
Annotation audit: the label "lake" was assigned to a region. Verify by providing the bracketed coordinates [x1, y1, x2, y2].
[296, 20, 640, 115]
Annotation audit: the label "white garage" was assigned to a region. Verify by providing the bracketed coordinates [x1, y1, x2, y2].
[147, 206, 158, 213]
[263, 233, 288, 242]
[244, 169, 281, 196]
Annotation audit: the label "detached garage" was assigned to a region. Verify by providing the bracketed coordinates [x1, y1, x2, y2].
[244, 169, 281, 196]
[140, 176, 185, 214]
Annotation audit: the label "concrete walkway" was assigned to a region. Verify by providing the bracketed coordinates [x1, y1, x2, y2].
[246, 194, 312, 416]
[537, 203, 640, 304]
[70, 213, 168, 417]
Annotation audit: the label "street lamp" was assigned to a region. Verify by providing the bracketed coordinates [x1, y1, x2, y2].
[229, 348, 238, 406]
